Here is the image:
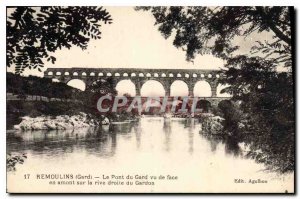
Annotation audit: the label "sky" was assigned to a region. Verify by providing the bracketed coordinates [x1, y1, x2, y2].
[7, 7, 276, 97]
[48, 7, 226, 70]
[7, 6, 227, 76]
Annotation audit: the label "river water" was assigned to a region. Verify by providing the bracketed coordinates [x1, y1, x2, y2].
[7, 117, 294, 193]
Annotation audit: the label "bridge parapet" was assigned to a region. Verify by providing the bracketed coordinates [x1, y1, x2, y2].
[44, 67, 224, 80]
[44, 67, 227, 97]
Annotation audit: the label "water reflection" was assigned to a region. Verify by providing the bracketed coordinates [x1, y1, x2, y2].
[200, 133, 242, 157]
[7, 122, 136, 159]
[7, 117, 294, 193]
[163, 119, 171, 152]
[7, 118, 248, 165]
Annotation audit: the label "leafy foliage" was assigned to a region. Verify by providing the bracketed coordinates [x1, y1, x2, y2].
[7, 6, 112, 74]
[218, 100, 243, 134]
[7, 153, 27, 172]
[137, 6, 292, 67]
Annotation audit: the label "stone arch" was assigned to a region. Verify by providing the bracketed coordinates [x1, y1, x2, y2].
[47, 71, 53, 76]
[161, 73, 166, 77]
[98, 72, 104, 76]
[154, 73, 159, 77]
[177, 73, 182, 77]
[115, 79, 136, 96]
[82, 72, 87, 76]
[192, 73, 197, 78]
[107, 73, 112, 76]
[141, 80, 165, 97]
[139, 73, 144, 77]
[196, 100, 211, 113]
[115, 73, 120, 77]
[146, 73, 151, 77]
[56, 71, 61, 76]
[170, 80, 189, 96]
[90, 72, 95, 76]
[200, 74, 205, 78]
[185, 74, 189, 78]
[193, 80, 212, 97]
[131, 73, 136, 77]
[169, 73, 174, 77]
[123, 73, 129, 77]
[73, 72, 79, 76]
[64, 72, 70, 76]
[218, 99, 232, 109]
[67, 79, 86, 91]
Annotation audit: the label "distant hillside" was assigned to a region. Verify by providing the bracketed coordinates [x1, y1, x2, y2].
[6, 73, 89, 129]
[7, 72, 82, 100]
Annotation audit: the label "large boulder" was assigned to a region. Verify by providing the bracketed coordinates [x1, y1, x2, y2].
[31, 122, 49, 130]
[14, 112, 99, 131]
[44, 120, 57, 130]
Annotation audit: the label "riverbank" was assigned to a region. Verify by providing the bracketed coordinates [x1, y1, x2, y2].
[7, 100, 140, 131]
[7, 100, 104, 131]
[200, 113, 249, 137]
[7, 100, 90, 129]
[13, 112, 106, 131]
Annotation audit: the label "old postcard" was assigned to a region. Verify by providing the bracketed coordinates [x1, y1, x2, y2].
[6, 6, 295, 193]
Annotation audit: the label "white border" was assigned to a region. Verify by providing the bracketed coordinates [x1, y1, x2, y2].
[0, 0, 299, 198]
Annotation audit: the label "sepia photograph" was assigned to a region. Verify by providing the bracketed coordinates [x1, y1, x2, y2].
[6, 5, 295, 193]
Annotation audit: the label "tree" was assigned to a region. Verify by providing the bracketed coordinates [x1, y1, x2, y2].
[7, 6, 112, 74]
[138, 6, 294, 173]
[136, 6, 292, 68]
[218, 100, 243, 135]
[7, 153, 27, 172]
